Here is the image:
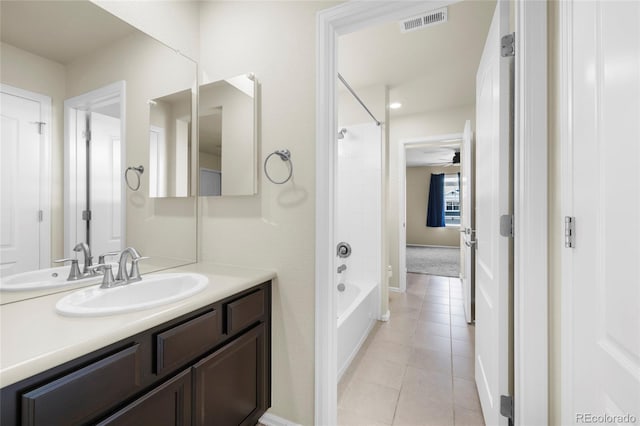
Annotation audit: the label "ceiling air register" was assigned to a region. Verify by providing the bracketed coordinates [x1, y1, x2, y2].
[400, 7, 448, 33]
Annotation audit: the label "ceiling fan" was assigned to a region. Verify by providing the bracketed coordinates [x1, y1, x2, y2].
[406, 147, 460, 167]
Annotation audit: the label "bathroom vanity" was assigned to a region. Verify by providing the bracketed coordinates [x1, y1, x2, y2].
[0, 264, 273, 426]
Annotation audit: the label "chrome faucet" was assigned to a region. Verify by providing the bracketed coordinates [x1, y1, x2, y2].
[73, 242, 93, 275]
[94, 247, 148, 289]
[53, 242, 95, 281]
[337, 264, 347, 274]
[116, 247, 145, 284]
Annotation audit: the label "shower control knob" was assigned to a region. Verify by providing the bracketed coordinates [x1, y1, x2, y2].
[336, 242, 352, 258]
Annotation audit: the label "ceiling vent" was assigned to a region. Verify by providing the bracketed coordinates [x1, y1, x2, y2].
[400, 7, 448, 33]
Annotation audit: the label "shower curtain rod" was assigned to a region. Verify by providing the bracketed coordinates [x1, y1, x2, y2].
[337, 73, 382, 126]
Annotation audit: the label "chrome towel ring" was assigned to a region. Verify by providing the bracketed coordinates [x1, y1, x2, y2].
[125, 165, 144, 191]
[264, 149, 293, 184]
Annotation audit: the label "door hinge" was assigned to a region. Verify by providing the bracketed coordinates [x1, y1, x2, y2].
[82, 210, 92, 221]
[500, 214, 514, 238]
[84, 130, 91, 142]
[501, 32, 515, 57]
[38, 210, 43, 222]
[500, 395, 514, 424]
[31, 121, 46, 135]
[564, 216, 575, 248]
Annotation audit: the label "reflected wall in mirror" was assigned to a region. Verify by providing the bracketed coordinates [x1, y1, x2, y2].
[149, 89, 192, 198]
[0, 1, 198, 304]
[199, 73, 257, 197]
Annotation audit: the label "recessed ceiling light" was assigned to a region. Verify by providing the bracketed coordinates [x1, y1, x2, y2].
[389, 102, 402, 109]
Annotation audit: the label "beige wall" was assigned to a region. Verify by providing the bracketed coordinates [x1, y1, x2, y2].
[406, 165, 461, 247]
[91, 0, 200, 61]
[387, 104, 474, 288]
[338, 84, 386, 127]
[1, 42, 67, 264]
[199, 152, 221, 171]
[197, 2, 339, 423]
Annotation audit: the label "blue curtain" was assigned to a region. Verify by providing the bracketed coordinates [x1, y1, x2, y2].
[426, 173, 445, 227]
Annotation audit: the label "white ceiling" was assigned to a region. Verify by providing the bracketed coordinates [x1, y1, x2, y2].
[338, 0, 495, 118]
[406, 142, 461, 167]
[0, 1, 136, 65]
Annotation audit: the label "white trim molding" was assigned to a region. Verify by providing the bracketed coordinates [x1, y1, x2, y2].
[397, 133, 464, 292]
[559, 0, 574, 424]
[513, 1, 548, 425]
[316, 1, 548, 425]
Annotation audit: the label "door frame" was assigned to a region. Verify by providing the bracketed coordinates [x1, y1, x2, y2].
[0, 84, 52, 269]
[315, 1, 548, 425]
[63, 81, 126, 257]
[396, 132, 464, 293]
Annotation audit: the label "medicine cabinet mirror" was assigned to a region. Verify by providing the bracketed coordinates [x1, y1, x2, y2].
[198, 73, 258, 197]
[148, 89, 194, 198]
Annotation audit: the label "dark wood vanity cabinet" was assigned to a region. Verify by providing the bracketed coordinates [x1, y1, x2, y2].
[0, 281, 271, 426]
[97, 368, 192, 426]
[193, 324, 267, 426]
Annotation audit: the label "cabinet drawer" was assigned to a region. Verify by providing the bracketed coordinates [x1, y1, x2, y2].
[21, 344, 141, 426]
[226, 289, 265, 335]
[156, 309, 220, 376]
[97, 369, 191, 426]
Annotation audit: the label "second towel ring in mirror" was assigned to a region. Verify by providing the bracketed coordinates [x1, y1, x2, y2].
[264, 149, 293, 184]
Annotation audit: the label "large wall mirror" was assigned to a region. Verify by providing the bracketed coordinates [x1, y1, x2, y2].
[199, 73, 257, 197]
[0, 1, 198, 304]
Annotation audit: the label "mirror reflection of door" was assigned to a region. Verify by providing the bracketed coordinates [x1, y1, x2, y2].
[0, 85, 51, 276]
[65, 83, 125, 261]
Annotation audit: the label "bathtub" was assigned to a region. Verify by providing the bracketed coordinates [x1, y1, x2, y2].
[337, 280, 378, 380]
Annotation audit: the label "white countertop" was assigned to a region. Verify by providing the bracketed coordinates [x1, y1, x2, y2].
[0, 262, 276, 388]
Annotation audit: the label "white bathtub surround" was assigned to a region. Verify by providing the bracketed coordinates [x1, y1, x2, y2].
[337, 280, 379, 380]
[335, 122, 382, 288]
[335, 122, 383, 381]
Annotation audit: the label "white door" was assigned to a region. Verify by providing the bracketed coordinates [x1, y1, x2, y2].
[64, 81, 124, 259]
[562, 1, 640, 423]
[0, 88, 49, 276]
[460, 120, 474, 323]
[474, 1, 511, 424]
[90, 111, 122, 257]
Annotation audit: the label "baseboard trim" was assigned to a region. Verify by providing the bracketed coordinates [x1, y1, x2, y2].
[259, 412, 302, 426]
[388, 286, 402, 293]
[407, 244, 459, 249]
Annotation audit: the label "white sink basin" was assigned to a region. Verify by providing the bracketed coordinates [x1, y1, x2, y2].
[55, 272, 208, 317]
[0, 266, 104, 292]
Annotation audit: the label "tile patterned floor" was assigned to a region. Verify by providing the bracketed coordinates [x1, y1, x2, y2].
[338, 273, 485, 426]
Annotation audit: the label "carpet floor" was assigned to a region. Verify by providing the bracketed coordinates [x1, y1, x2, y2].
[406, 245, 460, 277]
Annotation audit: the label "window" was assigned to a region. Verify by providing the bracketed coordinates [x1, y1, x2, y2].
[444, 173, 460, 226]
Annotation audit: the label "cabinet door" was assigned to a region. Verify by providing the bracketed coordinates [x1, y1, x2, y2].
[193, 324, 267, 426]
[97, 369, 191, 426]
